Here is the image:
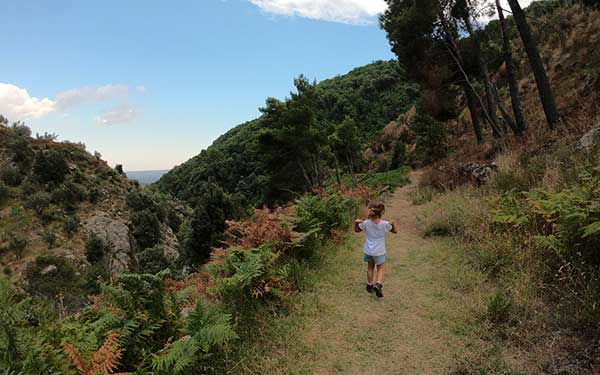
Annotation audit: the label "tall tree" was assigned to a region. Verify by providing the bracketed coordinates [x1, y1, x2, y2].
[380, 0, 485, 144]
[496, 0, 528, 135]
[453, 0, 504, 138]
[506, 0, 560, 129]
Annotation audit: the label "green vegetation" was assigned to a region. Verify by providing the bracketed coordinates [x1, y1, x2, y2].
[157, 60, 419, 208]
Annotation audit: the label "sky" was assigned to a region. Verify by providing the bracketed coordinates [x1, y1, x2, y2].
[0, 0, 532, 171]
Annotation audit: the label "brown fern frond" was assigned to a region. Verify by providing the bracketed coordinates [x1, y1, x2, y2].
[61, 341, 92, 374]
[90, 332, 124, 374]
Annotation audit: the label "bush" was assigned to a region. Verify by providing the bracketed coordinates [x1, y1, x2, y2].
[85, 233, 106, 264]
[50, 181, 87, 208]
[24, 254, 85, 311]
[0, 165, 23, 186]
[63, 215, 79, 237]
[209, 246, 291, 309]
[487, 291, 513, 324]
[41, 230, 57, 249]
[137, 246, 170, 274]
[130, 209, 162, 250]
[126, 191, 164, 219]
[295, 193, 357, 237]
[408, 186, 435, 206]
[0, 181, 8, 203]
[88, 187, 101, 203]
[361, 167, 411, 191]
[421, 188, 484, 238]
[7, 236, 27, 259]
[25, 191, 51, 216]
[8, 135, 34, 170]
[32, 150, 69, 184]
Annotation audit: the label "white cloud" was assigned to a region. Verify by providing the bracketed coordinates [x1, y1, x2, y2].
[55, 84, 129, 110]
[0, 83, 56, 120]
[248, 0, 387, 25]
[136, 85, 147, 93]
[95, 104, 142, 125]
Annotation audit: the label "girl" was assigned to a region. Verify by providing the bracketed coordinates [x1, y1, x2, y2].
[354, 200, 397, 298]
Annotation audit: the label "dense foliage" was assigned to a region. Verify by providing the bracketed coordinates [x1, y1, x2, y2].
[157, 60, 419, 208]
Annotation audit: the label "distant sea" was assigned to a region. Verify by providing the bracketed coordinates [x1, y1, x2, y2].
[125, 170, 170, 185]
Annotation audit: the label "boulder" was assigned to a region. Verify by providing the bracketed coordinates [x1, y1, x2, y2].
[84, 213, 134, 275]
[462, 162, 497, 186]
[40, 265, 57, 275]
[575, 124, 600, 152]
[161, 224, 180, 261]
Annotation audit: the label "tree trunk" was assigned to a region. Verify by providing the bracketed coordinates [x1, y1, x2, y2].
[463, 83, 484, 144]
[506, 0, 561, 129]
[345, 149, 357, 186]
[333, 153, 342, 185]
[464, 17, 504, 139]
[492, 83, 519, 135]
[296, 158, 312, 190]
[437, 10, 489, 144]
[497, 0, 528, 135]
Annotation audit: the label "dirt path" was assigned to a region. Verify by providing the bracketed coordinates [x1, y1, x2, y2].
[241, 171, 487, 374]
[295, 172, 470, 375]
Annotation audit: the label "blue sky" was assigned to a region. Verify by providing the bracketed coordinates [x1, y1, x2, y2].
[0, 0, 395, 170]
[0, 0, 530, 170]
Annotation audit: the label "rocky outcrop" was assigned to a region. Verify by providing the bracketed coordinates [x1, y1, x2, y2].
[161, 224, 180, 261]
[84, 213, 134, 275]
[462, 162, 498, 186]
[575, 124, 600, 152]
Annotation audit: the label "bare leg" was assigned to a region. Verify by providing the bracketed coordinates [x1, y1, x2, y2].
[367, 259, 375, 285]
[376, 263, 385, 285]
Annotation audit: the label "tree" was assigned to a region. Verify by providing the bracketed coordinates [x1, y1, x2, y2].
[329, 116, 361, 184]
[85, 233, 106, 264]
[506, 0, 560, 129]
[495, 0, 528, 135]
[182, 183, 237, 264]
[258, 76, 328, 199]
[32, 150, 69, 184]
[130, 209, 162, 251]
[452, 0, 504, 138]
[380, 0, 486, 144]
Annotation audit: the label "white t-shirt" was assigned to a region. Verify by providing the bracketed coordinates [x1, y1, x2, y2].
[358, 219, 392, 256]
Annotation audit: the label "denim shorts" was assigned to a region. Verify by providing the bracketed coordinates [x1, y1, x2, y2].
[363, 253, 386, 265]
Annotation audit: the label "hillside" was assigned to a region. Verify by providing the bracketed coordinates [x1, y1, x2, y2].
[0, 123, 183, 283]
[156, 60, 420, 207]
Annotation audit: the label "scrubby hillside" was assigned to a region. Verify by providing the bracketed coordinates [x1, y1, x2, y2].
[0, 121, 184, 285]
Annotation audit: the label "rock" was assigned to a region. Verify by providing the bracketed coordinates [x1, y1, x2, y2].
[462, 162, 497, 186]
[161, 224, 180, 261]
[575, 124, 600, 152]
[40, 265, 57, 275]
[84, 213, 134, 275]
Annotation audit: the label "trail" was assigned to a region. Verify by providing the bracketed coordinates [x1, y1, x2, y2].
[292, 171, 472, 375]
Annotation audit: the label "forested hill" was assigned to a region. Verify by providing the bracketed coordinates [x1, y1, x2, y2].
[156, 60, 420, 207]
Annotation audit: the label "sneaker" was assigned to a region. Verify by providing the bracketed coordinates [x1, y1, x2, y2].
[374, 283, 383, 298]
[366, 284, 374, 293]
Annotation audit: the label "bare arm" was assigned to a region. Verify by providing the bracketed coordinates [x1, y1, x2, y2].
[354, 219, 363, 233]
[390, 221, 398, 234]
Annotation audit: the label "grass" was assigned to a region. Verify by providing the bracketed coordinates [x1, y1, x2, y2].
[231, 175, 527, 374]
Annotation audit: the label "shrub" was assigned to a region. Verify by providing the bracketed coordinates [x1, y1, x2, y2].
[130, 209, 162, 250]
[85, 233, 106, 264]
[361, 167, 411, 191]
[487, 291, 513, 324]
[8, 135, 34, 170]
[41, 230, 57, 249]
[126, 191, 162, 218]
[222, 208, 294, 253]
[295, 193, 357, 237]
[50, 181, 87, 209]
[420, 187, 485, 238]
[408, 186, 435, 206]
[32, 150, 69, 184]
[137, 246, 170, 274]
[390, 142, 408, 170]
[209, 246, 291, 308]
[25, 191, 51, 216]
[7, 236, 27, 259]
[0, 181, 8, 203]
[24, 254, 85, 311]
[88, 187, 101, 203]
[82, 263, 109, 295]
[63, 215, 79, 237]
[0, 165, 23, 186]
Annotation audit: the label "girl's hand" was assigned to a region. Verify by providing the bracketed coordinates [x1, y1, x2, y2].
[354, 219, 363, 233]
[390, 220, 398, 234]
